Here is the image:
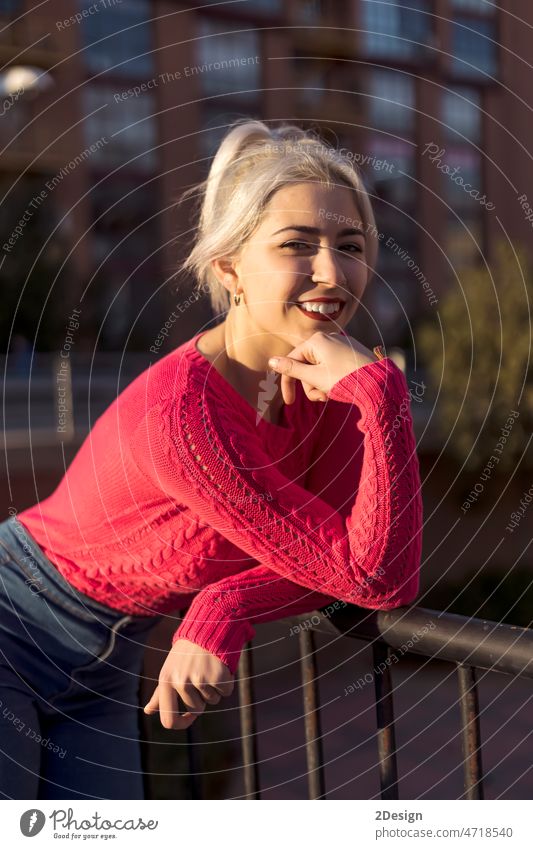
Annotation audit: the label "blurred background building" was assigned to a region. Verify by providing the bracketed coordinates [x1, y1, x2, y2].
[2, 0, 529, 353]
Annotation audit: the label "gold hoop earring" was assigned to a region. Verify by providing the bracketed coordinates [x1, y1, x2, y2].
[233, 290, 241, 307]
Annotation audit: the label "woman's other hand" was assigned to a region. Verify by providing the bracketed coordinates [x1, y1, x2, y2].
[143, 639, 234, 730]
[268, 331, 378, 404]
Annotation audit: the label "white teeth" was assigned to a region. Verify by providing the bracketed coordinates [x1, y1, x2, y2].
[299, 301, 341, 315]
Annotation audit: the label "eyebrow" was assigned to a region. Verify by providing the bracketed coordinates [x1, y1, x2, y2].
[271, 225, 366, 238]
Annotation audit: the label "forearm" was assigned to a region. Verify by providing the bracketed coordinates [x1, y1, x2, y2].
[173, 565, 337, 674]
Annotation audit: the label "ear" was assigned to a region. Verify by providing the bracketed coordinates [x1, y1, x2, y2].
[211, 256, 239, 295]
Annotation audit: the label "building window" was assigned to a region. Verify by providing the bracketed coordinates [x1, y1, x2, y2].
[360, 0, 432, 61]
[451, 17, 498, 78]
[77, 0, 154, 78]
[294, 63, 329, 104]
[90, 179, 159, 346]
[441, 146, 483, 210]
[292, 0, 324, 23]
[196, 18, 261, 98]
[367, 136, 417, 208]
[246, 0, 283, 13]
[81, 84, 158, 170]
[450, 0, 496, 13]
[446, 213, 483, 268]
[442, 86, 482, 142]
[0, 1, 22, 13]
[376, 208, 418, 273]
[367, 281, 412, 338]
[367, 69, 415, 133]
[99, 279, 133, 348]
[0, 97, 30, 145]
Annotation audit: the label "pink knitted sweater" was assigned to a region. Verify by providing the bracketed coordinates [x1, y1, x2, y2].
[18, 330, 423, 674]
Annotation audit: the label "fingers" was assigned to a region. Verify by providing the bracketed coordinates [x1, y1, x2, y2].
[158, 680, 182, 730]
[281, 372, 296, 405]
[270, 347, 312, 405]
[143, 685, 159, 715]
[268, 357, 296, 405]
[144, 679, 231, 727]
[152, 681, 205, 731]
[216, 679, 234, 698]
[268, 332, 334, 401]
[180, 683, 208, 714]
[144, 685, 199, 731]
[301, 380, 327, 403]
[195, 684, 222, 705]
[278, 371, 326, 404]
[280, 371, 322, 405]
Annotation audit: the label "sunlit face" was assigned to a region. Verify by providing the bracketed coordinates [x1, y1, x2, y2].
[220, 181, 370, 345]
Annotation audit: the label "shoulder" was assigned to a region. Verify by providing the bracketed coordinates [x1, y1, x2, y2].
[117, 334, 202, 410]
[126, 335, 214, 466]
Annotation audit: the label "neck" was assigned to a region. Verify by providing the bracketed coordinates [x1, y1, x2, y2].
[211, 312, 295, 420]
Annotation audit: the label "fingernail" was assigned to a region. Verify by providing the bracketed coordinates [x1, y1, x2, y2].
[268, 357, 279, 368]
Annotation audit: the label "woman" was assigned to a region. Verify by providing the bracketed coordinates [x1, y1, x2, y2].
[0, 119, 423, 800]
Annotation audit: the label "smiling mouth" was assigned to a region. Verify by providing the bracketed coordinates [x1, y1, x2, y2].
[294, 300, 345, 321]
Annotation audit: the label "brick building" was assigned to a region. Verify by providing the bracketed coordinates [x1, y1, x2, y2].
[1, 0, 529, 354]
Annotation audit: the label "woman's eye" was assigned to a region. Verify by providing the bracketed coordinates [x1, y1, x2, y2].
[281, 240, 312, 250]
[280, 240, 364, 254]
[340, 243, 364, 254]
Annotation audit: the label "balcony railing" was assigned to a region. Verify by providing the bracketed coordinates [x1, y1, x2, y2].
[0, 353, 434, 450]
[167, 605, 533, 800]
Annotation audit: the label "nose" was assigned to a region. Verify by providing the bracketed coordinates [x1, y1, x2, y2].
[310, 244, 347, 287]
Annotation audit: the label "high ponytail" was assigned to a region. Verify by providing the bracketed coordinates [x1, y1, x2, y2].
[200, 120, 271, 234]
[177, 119, 378, 316]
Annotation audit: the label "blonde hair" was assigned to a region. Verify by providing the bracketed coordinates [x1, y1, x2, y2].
[178, 119, 379, 316]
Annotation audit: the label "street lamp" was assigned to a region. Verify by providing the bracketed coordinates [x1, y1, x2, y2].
[0, 65, 54, 99]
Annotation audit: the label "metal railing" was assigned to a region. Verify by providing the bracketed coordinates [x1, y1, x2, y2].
[0, 353, 435, 449]
[1, 352, 151, 449]
[176, 605, 533, 800]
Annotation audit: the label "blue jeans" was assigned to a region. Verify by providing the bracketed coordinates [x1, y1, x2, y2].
[0, 515, 162, 800]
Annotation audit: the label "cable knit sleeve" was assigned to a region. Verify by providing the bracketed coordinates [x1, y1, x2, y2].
[130, 354, 423, 672]
[171, 564, 338, 674]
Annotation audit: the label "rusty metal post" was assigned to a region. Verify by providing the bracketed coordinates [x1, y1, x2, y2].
[238, 642, 261, 798]
[185, 706, 202, 799]
[299, 628, 326, 799]
[372, 640, 399, 799]
[457, 663, 484, 799]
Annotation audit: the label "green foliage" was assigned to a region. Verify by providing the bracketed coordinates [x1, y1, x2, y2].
[416, 240, 533, 474]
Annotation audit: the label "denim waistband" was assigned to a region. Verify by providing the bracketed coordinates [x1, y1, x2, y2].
[0, 516, 162, 632]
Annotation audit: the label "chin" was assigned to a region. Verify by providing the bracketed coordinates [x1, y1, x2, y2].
[294, 317, 349, 335]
